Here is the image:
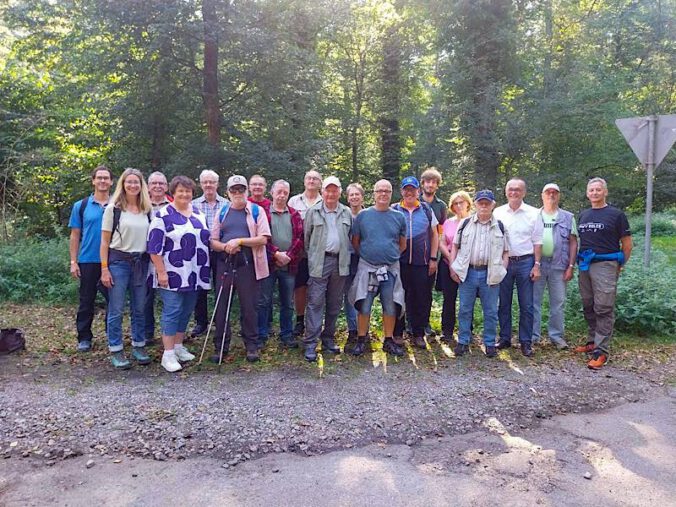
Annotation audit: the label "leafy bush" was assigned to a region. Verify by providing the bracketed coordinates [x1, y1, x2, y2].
[628, 210, 676, 237]
[0, 237, 78, 304]
[565, 241, 676, 337]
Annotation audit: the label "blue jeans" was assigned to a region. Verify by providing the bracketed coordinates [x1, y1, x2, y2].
[532, 258, 567, 345]
[257, 269, 295, 345]
[107, 260, 147, 352]
[499, 256, 535, 345]
[144, 287, 156, 340]
[159, 289, 198, 337]
[343, 272, 357, 332]
[457, 268, 499, 346]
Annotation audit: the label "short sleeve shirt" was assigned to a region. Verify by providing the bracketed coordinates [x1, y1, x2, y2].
[493, 202, 543, 256]
[541, 211, 577, 258]
[147, 204, 211, 292]
[68, 195, 108, 263]
[102, 206, 150, 253]
[352, 207, 407, 265]
[578, 205, 631, 254]
[288, 193, 322, 220]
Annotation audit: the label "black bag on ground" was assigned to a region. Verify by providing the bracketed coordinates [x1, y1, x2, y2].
[0, 328, 26, 355]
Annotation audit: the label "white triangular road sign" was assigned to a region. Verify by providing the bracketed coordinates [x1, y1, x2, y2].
[616, 114, 676, 168]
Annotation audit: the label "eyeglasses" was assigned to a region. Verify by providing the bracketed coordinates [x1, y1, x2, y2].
[201, 180, 218, 185]
[374, 189, 392, 194]
[452, 201, 466, 206]
[229, 187, 246, 194]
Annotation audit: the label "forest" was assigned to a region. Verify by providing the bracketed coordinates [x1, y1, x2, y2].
[0, 0, 674, 239]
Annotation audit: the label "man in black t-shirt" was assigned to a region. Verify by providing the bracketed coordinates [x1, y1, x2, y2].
[575, 177, 632, 370]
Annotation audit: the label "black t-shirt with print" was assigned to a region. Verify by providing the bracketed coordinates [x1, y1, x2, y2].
[577, 205, 631, 254]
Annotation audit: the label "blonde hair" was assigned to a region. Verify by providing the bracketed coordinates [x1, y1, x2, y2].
[448, 190, 472, 218]
[111, 168, 152, 214]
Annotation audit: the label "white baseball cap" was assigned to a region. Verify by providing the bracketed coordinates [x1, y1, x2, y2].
[542, 183, 560, 192]
[227, 174, 248, 190]
[321, 176, 342, 190]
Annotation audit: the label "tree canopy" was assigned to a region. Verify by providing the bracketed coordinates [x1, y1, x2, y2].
[1, 0, 674, 238]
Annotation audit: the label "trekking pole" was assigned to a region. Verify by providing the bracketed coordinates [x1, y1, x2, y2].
[218, 254, 238, 368]
[198, 269, 227, 365]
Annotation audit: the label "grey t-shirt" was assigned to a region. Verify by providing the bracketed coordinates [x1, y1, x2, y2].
[220, 207, 252, 261]
[351, 207, 406, 265]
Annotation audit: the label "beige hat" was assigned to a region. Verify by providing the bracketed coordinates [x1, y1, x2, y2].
[321, 175, 342, 190]
[542, 183, 560, 192]
[227, 174, 248, 190]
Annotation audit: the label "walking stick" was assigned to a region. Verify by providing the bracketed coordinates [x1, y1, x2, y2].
[198, 269, 226, 365]
[218, 254, 238, 368]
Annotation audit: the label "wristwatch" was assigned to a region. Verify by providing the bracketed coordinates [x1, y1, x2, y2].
[534, 261, 541, 266]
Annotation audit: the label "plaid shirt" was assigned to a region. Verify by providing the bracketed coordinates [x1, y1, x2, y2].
[191, 194, 228, 230]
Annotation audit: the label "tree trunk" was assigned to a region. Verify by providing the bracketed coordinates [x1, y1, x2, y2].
[380, 26, 402, 184]
[202, 0, 221, 167]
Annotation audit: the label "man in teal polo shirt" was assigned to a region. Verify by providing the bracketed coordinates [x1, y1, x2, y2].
[68, 166, 113, 352]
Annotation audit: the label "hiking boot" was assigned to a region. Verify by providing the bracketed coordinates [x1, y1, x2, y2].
[574, 342, 595, 353]
[110, 351, 131, 370]
[350, 336, 368, 357]
[425, 325, 436, 337]
[77, 340, 92, 353]
[344, 330, 358, 354]
[294, 320, 305, 338]
[382, 337, 404, 357]
[412, 336, 427, 350]
[496, 340, 512, 350]
[520, 342, 534, 358]
[161, 351, 182, 372]
[209, 350, 229, 364]
[304, 345, 318, 362]
[321, 337, 341, 354]
[132, 346, 151, 365]
[587, 351, 608, 370]
[246, 350, 260, 363]
[553, 340, 569, 351]
[485, 345, 497, 358]
[174, 344, 195, 362]
[453, 343, 469, 357]
[280, 338, 299, 349]
[440, 334, 454, 345]
[191, 324, 207, 338]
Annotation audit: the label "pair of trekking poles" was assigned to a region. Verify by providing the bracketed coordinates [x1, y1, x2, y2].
[197, 252, 242, 367]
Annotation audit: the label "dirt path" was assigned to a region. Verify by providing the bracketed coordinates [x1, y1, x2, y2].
[1, 391, 674, 506]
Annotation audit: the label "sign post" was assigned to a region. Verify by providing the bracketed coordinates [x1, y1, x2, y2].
[615, 114, 676, 267]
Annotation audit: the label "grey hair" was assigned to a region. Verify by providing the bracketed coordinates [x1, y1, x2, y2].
[587, 177, 607, 189]
[271, 179, 290, 193]
[199, 169, 219, 182]
[148, 171, 167, 183]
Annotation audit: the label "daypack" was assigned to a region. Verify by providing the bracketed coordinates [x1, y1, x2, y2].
[218, 202, 259, 224]
[111, 206, 152, 239]
[0, 328, 26, 355]
[78, 195, 90, 226]
[456, 217, 505, 250]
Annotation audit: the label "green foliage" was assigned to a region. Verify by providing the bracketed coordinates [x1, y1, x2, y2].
[0, 237, 77, 304]
[565, 241, 676, 338]
[628, 211, 676, 237]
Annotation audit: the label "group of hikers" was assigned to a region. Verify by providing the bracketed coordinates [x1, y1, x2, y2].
[69, 166, 631, 373]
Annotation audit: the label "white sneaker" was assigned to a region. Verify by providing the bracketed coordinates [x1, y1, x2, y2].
[174, 345, 196, 362]
[161, 351, 182, 372]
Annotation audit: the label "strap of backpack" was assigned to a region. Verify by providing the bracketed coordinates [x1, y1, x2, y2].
[78, 196, 89, 227]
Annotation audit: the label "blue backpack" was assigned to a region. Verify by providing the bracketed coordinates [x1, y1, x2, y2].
[218, 202, 260, 242]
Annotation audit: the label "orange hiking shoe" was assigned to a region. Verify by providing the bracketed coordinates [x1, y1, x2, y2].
[588, 353, 608, 370]
[574, 342, 595, 353]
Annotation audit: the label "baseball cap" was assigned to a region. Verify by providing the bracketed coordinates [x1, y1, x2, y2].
[542, 183, 561, 192]
[227, 174, 248, 190]
[474, 189, 495, 202]
[400, 176, 420, 189]
[321, 175, 342, 190]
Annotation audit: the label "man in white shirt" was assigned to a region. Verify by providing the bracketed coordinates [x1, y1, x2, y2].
[493, 178, 543, 357]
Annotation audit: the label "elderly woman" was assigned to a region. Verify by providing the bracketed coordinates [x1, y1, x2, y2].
[147, 175, 211, 372]
[100, 168, 153, 369]
[437, 190, 472, 344]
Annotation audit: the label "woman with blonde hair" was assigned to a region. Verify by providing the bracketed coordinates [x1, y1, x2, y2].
[100, 168, 153, 369]
[437, 190, 473, 343]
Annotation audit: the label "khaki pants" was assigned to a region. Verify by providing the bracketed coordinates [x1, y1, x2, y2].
[578, 261, 619, 354]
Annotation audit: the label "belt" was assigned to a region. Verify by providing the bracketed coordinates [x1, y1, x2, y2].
[325, 251, 339, 258]
[469, 264, 487, 270]
[508, 254, 534, 262]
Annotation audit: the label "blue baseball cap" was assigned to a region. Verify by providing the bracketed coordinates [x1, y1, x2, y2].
[474, 189, 495, 202]
[400, 176, 420, 189]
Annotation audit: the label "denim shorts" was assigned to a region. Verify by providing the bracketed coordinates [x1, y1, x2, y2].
[159, 289, 198, 336]
[356, 273, 397, 317]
